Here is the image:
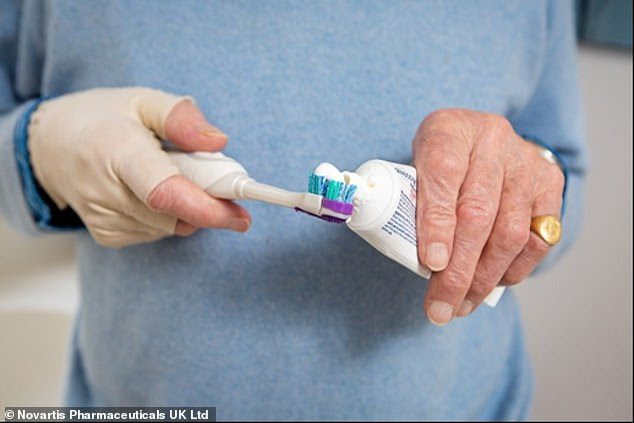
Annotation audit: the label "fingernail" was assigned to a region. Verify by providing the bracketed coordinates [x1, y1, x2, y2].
[195, 124, 226, 138]
[427, 301, 454, 326]
[227, 218, 250, 232]
[456, 300, 474, 317]
[426, 243, 449, 271]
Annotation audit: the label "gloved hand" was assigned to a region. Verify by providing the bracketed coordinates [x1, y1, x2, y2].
[28, 87, 251, 247]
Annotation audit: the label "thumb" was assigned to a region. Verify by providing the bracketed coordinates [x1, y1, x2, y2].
[133, 88, 228, 152]
[164, 99, 228, 152]
[148, 175, 251, 232]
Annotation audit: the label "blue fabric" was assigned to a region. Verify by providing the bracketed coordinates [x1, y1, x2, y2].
[13, 98, 49, 225]
[0, 1, 587, 420]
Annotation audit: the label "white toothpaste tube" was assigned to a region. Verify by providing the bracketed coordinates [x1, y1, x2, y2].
[329, 159, 505, 307]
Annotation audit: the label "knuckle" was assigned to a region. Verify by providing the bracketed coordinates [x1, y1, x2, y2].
[421, 203, 456, 227]
[495, 219, 530, 252]
[426, 149, 465, 175]
[443, 268, 471, 292]
[457, 198, 495, 229]
[418, 109, 469, 141]
[422, 109, 454, 126]
[485, 113, 512, 132]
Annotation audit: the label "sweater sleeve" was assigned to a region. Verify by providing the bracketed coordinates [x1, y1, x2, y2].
[0, 0, 83, 235]
[0, 0, 40, 235]
[510, 0, 589, 269]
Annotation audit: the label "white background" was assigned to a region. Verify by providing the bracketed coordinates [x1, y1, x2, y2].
[0, 44, 632, 420]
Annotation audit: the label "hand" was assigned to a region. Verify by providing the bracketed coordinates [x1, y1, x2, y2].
[413, 109, 564, 325]
[28, 87, 251, 247]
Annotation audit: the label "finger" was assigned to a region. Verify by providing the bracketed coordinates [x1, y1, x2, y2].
[148, 175, 251, 232]
[414, 129, 469, 272]
[115, 190, 177, 233]
[175, 220, 199, 237]
[503, 166, 564, 284]
[84, 201, 196, 243]
[131, 87, 188, 140]
[90, 227, 168, 248]
[120, 194, 198, 237]
[112, 121, 182, 203]
[424, 134, 505, 325]
[132, 88, 227, 152]
[501, 233, 550, 285]
[458, 157, 533, 316]
[79, 207, 170, 248]
[164, 99, 228, 152]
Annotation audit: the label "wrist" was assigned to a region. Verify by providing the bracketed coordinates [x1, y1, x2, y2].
[14, 96, 84, 230]
[522, 134, 569, 216]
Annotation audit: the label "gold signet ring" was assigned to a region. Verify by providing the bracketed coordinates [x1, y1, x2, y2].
[530, 215, 562, 246]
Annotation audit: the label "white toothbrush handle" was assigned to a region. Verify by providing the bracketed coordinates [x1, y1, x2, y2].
[235, 179, 323, 212]
[166, 151, 247, 199]
[167, 151, 324, 215]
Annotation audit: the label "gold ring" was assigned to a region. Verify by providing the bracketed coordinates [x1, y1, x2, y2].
[530, 215, 562, 246]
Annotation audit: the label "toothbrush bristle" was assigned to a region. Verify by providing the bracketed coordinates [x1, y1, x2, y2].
[308, 172, 357, 204]
[326, 180, 342, 200]
[341, 184, 358, 203]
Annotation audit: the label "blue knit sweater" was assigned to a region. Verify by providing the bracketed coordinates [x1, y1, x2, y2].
[0, 1, 586, 420]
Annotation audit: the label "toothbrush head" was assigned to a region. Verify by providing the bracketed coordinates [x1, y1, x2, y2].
[308, 173, 358, 203]
[306, 172, 357, 223]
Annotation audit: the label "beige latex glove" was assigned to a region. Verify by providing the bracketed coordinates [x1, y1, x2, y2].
[28, 87, 251, 247]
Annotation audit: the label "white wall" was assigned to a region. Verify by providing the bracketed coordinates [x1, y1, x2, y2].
[515, 44, 633, 420]
[0, 227, 76, 408]
[0, 44, 631, 420]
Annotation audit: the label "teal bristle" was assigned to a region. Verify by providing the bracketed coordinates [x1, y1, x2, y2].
[308, 172, 357, 204]
[326, 180, 342, 200]
[308, 174, 326, 196]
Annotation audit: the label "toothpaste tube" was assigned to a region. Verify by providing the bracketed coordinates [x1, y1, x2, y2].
[314, 159, 505, 307]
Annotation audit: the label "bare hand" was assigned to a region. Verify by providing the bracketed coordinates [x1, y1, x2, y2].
[413, 109, 564, 325]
